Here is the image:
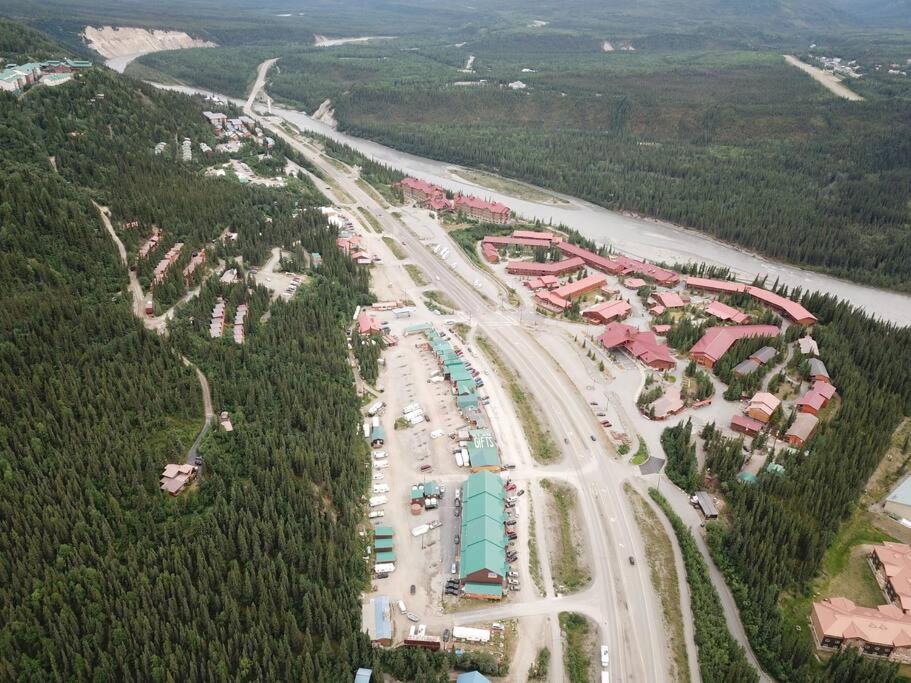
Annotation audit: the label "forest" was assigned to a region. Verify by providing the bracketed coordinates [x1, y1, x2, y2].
[0, 20, 391, 681]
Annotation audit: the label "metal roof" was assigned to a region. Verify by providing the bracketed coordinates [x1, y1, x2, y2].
[694, 491, 718, 517]
[887, 477, 911, 507]
[459, 540, 506, 580]
[373, 525, 394, 537]
[463, 470, 505, 501]
[462, 494, 506, 524]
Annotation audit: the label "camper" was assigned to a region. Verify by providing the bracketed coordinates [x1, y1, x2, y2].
[368, 510, 384, 519]
[374, 562, 396, 574]
[367, 401, 385, 417]
[369, 495, 388, 507]
[402, 402, 421, 415]
[373, 484, 390, 494]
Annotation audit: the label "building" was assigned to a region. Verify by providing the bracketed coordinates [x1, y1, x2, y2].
[42, 72, 72, 87]
[138, 227, 162, 260]
[705, 300, 751, 324]
[582, 300, 632, 324]
[358, 311, 382, 335]
[210, 300, 226, 338]
[871, 543, 911, 613]
[454, 195, 511, 224]
[525, 275, 559, 290]
[885, 478, 911, 524]
[460, 471, 507, 599]
[732, 359, 760, 376]
[513, 230, 554, 241]
[796, 389, 826, 416]
[811, 597, 911, 662]
[623, 277, 647, 290]
[750, 346, 778, 365]
[506, 257, 584, 277]
[398, 177, 446, 204]
[599, 322, 675, 370]
[556, 241, 620, 275]
[652, 291, 685, 309]
[456, 673, 491, 683]
[747, 392, 781, 423]
[160, 463, 198, 495]
[233, 304, 248, 344]
[482, 242, 499, 263]
[466, 429, 500, 471]
[551, 273, 607, 301]
[152, 242, 184, 286]
[693, 491, 718, 519]
[354, 668, 372, 683]
[614, 255, 679, 285]
[686, 278, 817, 325]
[731, 414, 764, 437]
[688, 325, 779, 369]
[786, 412, 819, 447]
[362, 596, 393, 645]
[808, 358, 830, 383]
[183, 249, 206, 284]
[482, 233, 556, 250]
[652, 387, 685, 419]
[798, 336, 820, 356]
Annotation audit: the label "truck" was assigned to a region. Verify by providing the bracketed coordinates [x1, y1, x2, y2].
[367, 401, 385, 417]
[369, 495, 388, 507]
[454, 451, 464, 468]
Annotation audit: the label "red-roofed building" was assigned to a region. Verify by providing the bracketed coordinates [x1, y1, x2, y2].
[796, 390, 827, 416]
[556, 241, 622, 274]
[653, 291, 685, 309]
[731, 415, 764, 437]
[689, 324, 779, 368]
[398, 177, 446, 204]
[428, 196, 453, 212]
[623, 277, 648, 290]
[534, 290, 569, 312]
[705, 300, 751, 325]
[551, 273, 607, 301]
[614, 255, 679, 286]
[652, 323, 672, 335]
[482, 242, 499, 263]
[872, 543, 911, 614]
[513, 230, 554, 241]
[746, 286, 816, 325]
[813, 382, 836, 401]
[525, 275, 559, 290]
[454, 195, 511, 224]
[811, 597, 911, 661]
[358, 311, 382, 335]
[599, 323, 675, 370]
[482, 235, 554, 249]
[506, 257, 584, 277]
[583, 300, 632, 324]
[685, 276, 746, 295]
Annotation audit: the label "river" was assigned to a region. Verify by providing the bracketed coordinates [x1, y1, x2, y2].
[148, 79, 911, 326]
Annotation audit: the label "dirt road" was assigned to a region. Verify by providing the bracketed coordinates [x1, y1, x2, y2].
[784, 55, 864, 101]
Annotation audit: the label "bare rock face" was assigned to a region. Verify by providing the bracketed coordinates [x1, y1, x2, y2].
[82, 26, 217, 59]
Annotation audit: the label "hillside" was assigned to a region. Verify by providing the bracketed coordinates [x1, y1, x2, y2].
[0, 20, 377, 680]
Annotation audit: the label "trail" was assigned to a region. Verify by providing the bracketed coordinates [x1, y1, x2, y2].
[95, 200, 215, 465]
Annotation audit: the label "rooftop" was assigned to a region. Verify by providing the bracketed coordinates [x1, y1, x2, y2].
[689, 325, 779, 364]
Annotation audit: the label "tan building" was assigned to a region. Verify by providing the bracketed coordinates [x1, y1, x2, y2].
[747, 392, 780, 424]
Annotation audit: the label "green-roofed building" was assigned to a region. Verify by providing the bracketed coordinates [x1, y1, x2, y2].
[424, 480, 441, 498]
[456, 379, 476, 395]
[374, 526, 394, 538]
[66, 59, 93, 69]
[466, 429, 500, 472]
[458, 393, 480, 412]
[463, 470, 505, 501]
[462, 582, 503, 599]
[374, 537, 394, 551]
[376, 550, 396, 563]
[449, 365, 474, 383]
[460, 540, 507, 583]
[462, 493, 506, 525]
[404, 322, 433, 336]
[462, 516, 507, 548]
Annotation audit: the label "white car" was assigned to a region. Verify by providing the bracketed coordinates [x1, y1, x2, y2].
[600, 645, 610, 668]
[373, 461, 389, 470]
[372, 473, 384, 480]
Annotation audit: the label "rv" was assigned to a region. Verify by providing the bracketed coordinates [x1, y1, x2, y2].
[369, 495, 388, 507]
[367, 401, 385, 417]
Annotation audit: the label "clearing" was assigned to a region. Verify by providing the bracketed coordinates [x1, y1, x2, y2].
[448, 167, 568, 205]
[783, 55, 864, 101]
[559, 612, 595, 683]
[404, 264, 429, 287]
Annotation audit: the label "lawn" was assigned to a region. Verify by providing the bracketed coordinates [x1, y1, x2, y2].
[381, 236, 405, 259]
[559, 612, 594, 683]
[404, 264, 429, 286]
[543, 479, 591, 592]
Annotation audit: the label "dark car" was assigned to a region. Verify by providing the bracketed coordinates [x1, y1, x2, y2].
[590, 435, 597, 441]
[454, 534, 460, 545]
[629, 556, 636, 566]
[376, 572, 389, 579]
[443, 628, 451, 642]
[410, 584, 416, 595]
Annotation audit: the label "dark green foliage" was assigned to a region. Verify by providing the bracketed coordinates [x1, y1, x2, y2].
[703, 428, 747, 485]
[0, 20, 377, 681]
[649, 489, 759, 683]
[661, 419, 700, 492]
[666, 316, 707, 352]
[353, 331, 384, 385]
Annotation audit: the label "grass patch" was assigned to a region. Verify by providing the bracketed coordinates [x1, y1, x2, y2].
[625, 484, 689, 682]
[542, 479, 591, 592]
[423, 289, 458, 312]
[382, 236, 405, 259]
[355, 179, 388, 206]
[528, 646, 551, 680]
[453, 167, 567, 204]
[476, 333, 557, 463]
[630, 437, 649, 465]
[779, 507, 895, 632]
[526, 490, 546, 596]
[452, 322, 471, 341]
[559, 612, 593, 683]
[404, 264, 429, 287]
[358, 206, 382, 233]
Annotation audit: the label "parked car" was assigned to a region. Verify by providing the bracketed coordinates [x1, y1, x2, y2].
[406, 612, 420, 623]
[454, 534, 460, 545]
[629, 556, 636, 566]
[601, 645, 610, 668]
[451, 563, 457, 575]
[508, 571, 519, 578]
[443, 629, 451, 642]
[420, 464, 432, 473]
[410, 584, 416, 595]
[590, 435, 597, 441]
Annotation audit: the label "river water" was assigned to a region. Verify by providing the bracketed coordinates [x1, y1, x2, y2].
[147, 79, 911, 326]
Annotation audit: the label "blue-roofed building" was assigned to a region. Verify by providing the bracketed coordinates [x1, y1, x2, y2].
[362, 595, 392, 644]
[456, 672, 491, 683]
[885, 476, 911, 522]
[354, 667, 372, 683]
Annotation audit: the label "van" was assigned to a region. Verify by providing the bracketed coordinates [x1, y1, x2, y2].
[397, 600, 406, 614]
[450, 562, 457, 575]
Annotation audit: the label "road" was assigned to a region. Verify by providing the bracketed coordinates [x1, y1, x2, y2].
[784, 55, 864, 101]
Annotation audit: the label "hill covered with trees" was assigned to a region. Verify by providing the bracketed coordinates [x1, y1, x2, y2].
[0, 20, 384, 681]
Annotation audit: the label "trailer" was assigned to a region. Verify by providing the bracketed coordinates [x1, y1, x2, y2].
[374, 562, 395, 574]
[369, 495, 388, 507]
[367, 401, 385, 417]
[373, 484, 390, 494]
